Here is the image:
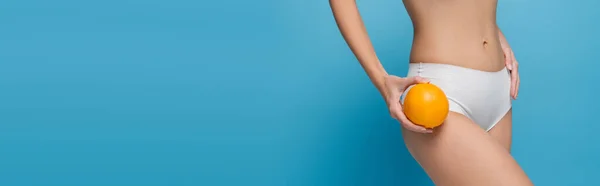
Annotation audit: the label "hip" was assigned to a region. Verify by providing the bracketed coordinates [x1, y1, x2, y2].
[402, 62, 512, 130]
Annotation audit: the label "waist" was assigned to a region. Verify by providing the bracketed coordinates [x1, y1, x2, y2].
[408, 28, 505, 72]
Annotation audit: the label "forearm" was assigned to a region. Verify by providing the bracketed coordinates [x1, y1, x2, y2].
[497, 26, 511, 49]
[330, 0, 389, 98]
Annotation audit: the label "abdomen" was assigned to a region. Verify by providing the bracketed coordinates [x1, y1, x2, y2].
[403, 0, 505, 72]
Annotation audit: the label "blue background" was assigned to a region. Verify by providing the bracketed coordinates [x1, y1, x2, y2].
[1, 0, 598, 185]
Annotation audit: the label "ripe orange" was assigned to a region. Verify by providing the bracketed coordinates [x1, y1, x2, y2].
[403, 82, 449, 129]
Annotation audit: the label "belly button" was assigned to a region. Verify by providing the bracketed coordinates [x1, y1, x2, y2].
[482, 40, 488, 48]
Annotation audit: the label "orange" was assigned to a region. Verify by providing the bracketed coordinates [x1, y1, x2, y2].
[403, 82, 449, 129]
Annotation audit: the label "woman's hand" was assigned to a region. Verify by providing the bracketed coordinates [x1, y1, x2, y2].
[329, 0, 432, 132]
[383, 75, 433, 133]
[503, 47, 520, 99]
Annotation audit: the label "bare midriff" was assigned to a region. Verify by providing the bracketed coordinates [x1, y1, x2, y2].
[403, 0, 505, 72]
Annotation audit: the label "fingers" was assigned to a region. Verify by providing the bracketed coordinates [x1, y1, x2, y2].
[511, 53, 519, 99]
[385, 75, 433, 134]
[386, 85, 403, 119]
[505, 49, 515, 98]
[510, 69, 517, 99]
[388, 101, 432, 133]
[386, 92, 432, 134]
[514, 60, 521, 99]
[396, 110, 433, 133]
[504, 48, 513, 70]
[511, 70, 518, 99]
[401, 76, 432, 133]
[516, 73, 520, 98]
[412, 76, 431, 84]
[402, 76, 430, 89]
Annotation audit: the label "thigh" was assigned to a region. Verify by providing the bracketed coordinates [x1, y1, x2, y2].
[488, 109, 513, 152]
[401, 112, 532, 186]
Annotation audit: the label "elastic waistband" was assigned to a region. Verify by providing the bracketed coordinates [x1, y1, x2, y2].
[409, 62, 508, 76]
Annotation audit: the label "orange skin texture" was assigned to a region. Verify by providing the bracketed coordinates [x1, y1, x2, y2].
[403, 83, 450, 129]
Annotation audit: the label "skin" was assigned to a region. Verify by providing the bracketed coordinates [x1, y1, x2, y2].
[329, 0, 529, 185]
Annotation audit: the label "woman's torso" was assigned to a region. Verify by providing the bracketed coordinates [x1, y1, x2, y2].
[403, 0, 505, 72]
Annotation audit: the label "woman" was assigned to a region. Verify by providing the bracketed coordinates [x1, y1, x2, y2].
[329, 0, 532, 185]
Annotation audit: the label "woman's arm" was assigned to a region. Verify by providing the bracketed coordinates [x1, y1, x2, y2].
[329, 0, 432, 133]
[497, 26, 520, 99]
[498, 27, 511, 50]
[329, 0, 389, 98]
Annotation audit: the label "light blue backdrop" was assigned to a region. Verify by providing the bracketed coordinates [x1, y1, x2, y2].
[1, 0, 598, 185]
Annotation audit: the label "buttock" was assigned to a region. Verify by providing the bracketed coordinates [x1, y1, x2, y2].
[401, 62, 512, 131]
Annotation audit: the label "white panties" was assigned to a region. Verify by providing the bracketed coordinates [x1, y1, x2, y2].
[401, 62, 512, 131]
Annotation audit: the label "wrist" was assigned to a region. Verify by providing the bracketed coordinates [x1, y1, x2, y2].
[376, 74, 390, 99]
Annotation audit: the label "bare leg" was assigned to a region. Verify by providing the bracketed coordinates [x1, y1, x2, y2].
[488, 109, 513, 152]
[401, 112, 532, 186]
